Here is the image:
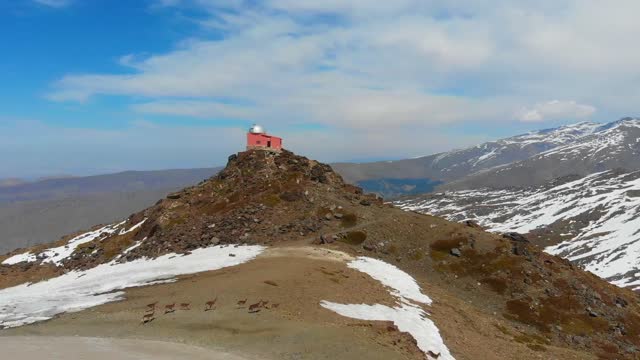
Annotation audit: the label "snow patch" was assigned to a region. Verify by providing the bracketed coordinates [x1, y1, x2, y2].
[2, 252, 37, 266]
[396, 170, 640, 289]
[119, 219, 146, 235]
[2, 222, 126, 266]
[347, 257, 432, 305]
[321, 257, 453, 360]
[0, 245, 264, 328]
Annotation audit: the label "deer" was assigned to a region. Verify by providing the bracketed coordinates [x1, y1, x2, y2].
[145, 301, 158, 312]
[248, 301, 262, 313]
[205, 298, 218, 311]
[164, 303, 176, 314]
[141, 312, 155, 324]
[236, 298, 247, 307]
[179, 303, 191, 310]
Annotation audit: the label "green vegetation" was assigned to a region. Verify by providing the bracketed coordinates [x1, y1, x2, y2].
[340, 231, 367, 245]
[340, 213, 358, 227]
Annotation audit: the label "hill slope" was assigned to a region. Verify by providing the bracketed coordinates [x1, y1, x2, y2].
[333, 122, 600, 193]
[444, 118, 640, 190]
[1, 150, 639, 359]
[0, 168, 220, 254]
[396, 169, 640, 291]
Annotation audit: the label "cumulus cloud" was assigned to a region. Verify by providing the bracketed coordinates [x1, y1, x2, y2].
[45, 1, 640, 134]
[517, 100, 596, 122]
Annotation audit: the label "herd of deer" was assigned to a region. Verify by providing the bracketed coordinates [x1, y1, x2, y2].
[141, 298, 279, 324]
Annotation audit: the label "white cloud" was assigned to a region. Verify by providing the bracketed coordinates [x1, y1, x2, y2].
[517, 100, 596, 122]
[45, 1, 640, 135]
[132, 100, 257, 119]
[34, 0, 72, 8]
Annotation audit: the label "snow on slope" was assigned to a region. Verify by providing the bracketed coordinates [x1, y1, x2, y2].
[395, 170, 640, 290]
[525, 118, 640, 163]
[321, 257, 454, 360]
[446, 118, 640, 190]
[432, 121, 600, 172]
[0, 245, 264, 328]
[2, 219, 147, 266]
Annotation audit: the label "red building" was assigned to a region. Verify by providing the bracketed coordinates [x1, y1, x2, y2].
[246, 124, 282, 151]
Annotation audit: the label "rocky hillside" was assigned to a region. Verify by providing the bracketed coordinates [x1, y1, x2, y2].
[333, 122, 600, 196]
[396, 169, 640, 291]
[444, 118, 640, 190]
[2, 150, 640, 359]
[0, 167, 221, 254]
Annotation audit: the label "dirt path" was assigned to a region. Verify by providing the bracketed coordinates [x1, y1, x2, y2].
[4, 246, 420, 360]
[0, 336, 253, 360]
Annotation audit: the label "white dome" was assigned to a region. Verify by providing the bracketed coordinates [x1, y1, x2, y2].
[249, 124, 265, 134]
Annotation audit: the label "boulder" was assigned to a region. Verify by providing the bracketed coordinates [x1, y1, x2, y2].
[503, 232, 529, 243]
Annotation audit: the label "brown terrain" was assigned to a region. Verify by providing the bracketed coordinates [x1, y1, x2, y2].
[1, 149, 639, 359]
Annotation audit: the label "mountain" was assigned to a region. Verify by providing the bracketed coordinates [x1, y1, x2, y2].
[333, 122, 601, 197]
[443, 118, 640, 190]
[2, 149, 640, 359]
[0, 168, 221, 254]
[0, 168, 221, 204]
[395, 169, 640, 291]
[0, 178, 27, 188]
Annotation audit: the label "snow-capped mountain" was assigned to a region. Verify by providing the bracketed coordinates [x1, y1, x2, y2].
[395, 169, 640, 290]
[444, 118, 640, 190]
[333, 122, 601, 196]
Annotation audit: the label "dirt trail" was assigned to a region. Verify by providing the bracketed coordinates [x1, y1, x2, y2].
[0, 336, 253, 360]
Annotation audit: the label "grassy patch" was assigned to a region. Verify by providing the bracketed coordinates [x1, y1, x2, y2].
[340, 231, 367, 245]
[505, 294, 610, 335]
[202, 201, 227, 215]
[165, 215, 187, 229]
[316, 207, 332, 218]
[101, 232, 136, 260]
[385, 244, 398, 255]
[409, 250, 424, 261]
[481, 277, 508, 294]
[262, 194, 281, 207]
[340, 213, 358, 227]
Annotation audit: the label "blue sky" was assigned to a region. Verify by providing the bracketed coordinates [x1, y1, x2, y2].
[2, 0, 639, 178]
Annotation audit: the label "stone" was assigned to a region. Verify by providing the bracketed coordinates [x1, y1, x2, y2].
[324, 213, 333, 221]
[359, 199, 372, 206]
[210, 237, 221, 245]
[363, 243, 375, 251]
[462, 220, 484, 230]
[334, 213, 344, 219]
[167, 193, 181, 200]
[450, 248, 462, 257]
[503, 232, 529, 243]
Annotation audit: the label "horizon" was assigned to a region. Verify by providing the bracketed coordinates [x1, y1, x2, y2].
[3, 1, 640, 177]
[5, 117, 631, 181]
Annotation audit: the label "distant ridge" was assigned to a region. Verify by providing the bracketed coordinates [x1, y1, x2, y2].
[0, 167, 221, 254]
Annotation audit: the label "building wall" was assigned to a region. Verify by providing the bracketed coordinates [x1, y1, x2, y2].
[247, 133, 283, 150]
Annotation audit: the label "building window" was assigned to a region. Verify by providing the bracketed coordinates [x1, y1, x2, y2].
[256, 141, 261, 144]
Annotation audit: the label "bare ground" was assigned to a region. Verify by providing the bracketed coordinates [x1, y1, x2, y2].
[2, 245, 594, 360]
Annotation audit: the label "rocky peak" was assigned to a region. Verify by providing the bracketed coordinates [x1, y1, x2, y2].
[53, 149, 383, 268]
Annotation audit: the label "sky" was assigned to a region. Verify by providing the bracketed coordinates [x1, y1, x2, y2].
[1, 0, 639, 178]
